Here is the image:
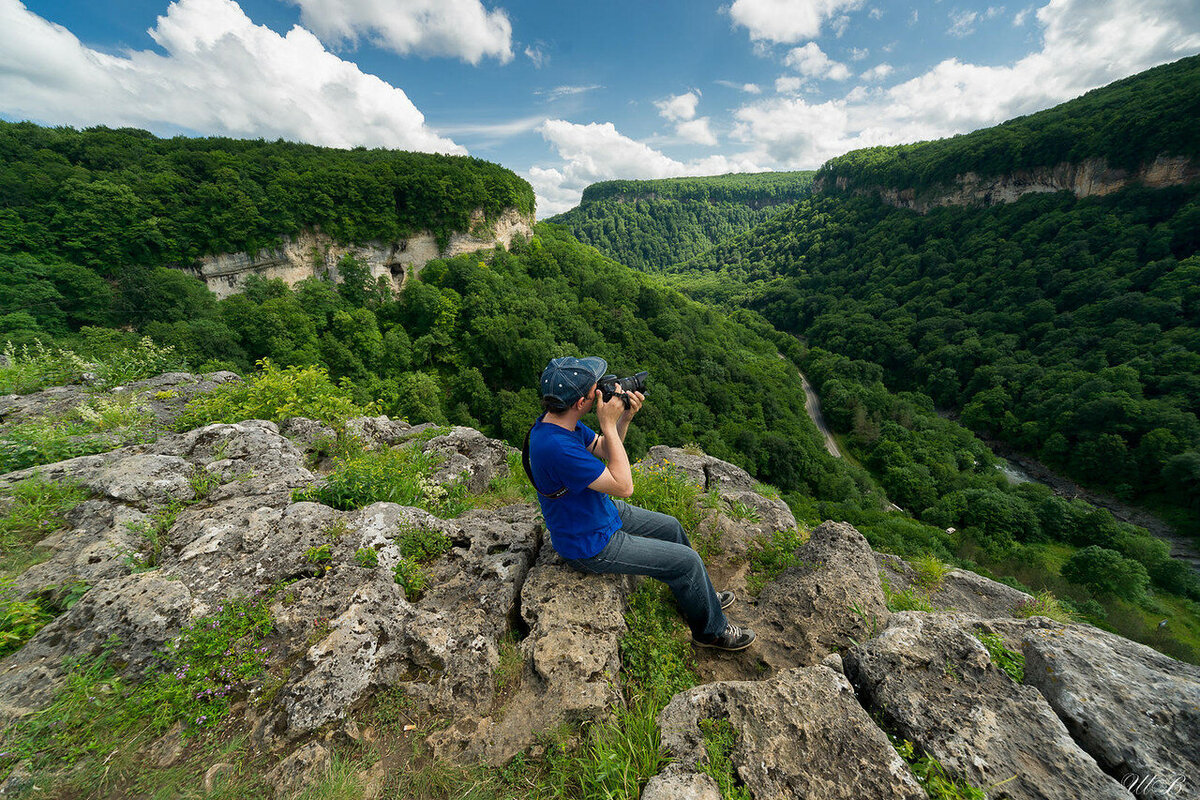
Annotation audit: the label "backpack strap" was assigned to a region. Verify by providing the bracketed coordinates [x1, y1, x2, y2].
[523, 419, 568, 499]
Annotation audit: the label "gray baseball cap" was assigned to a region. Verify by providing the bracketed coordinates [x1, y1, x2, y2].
[540, 356, 608, 408]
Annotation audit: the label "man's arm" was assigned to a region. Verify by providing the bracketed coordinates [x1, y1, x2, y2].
[587, 392, 637, 497]
[589, 391, 644, 463]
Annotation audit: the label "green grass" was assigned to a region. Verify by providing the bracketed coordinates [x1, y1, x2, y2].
[912, 554, 951, 592]
[891, 736, 986, 800]
[1013, 589, 1078, 623]
[746, 528, 810, 596]
[0, 393, 158, 474]
[0, 474, 92, 577]
[881, 576, 936, 613]
[629, 461, 701, 537]
[292, 445, 470, 517]
[0, 336, 186, 396]
[698, 718, 752, 800]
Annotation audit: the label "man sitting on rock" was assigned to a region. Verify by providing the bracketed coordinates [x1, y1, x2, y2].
[525, 356, 755, 651]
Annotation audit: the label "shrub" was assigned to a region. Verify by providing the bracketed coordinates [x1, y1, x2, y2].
[354, 547, 378, 568]
[912, 553, 951, 591]
[175, 358, 377, 432]
[396, 522, 452, 564]
[1061, 546, 1150, 602]
[292, 445, 469, 517]
[393, 557, 429, 601]
[0, 579, 52, 657]
[629, 461, 701, 536]
[1014, 589, 1077, 622]
[0, 340, 92, 394]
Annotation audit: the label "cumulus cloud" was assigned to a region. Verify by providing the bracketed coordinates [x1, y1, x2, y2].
[948, 10, 979, 37]
[860, 62, 893, 81]
[286, 0, 512, 64]
[727, 0, 865, 44]
[525, 45, 547, 68]
[849, 46, 869, 60]
[731, 0, 1200, 169]
[655, 91, 701, 122]
[530, 120, 765, 215]
[0, 0, 463, 153]
[676, 118, 719, 146]
[784, 42, 852, 80]
[775, 75, 806, 93]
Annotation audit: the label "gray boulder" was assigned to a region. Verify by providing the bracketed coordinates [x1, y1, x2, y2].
[651, 665, 925, 800]
[421, 426, 515, 494]
[642, 446, 757, 492]
[844, 612, 1133, 800]
[876, 553, 1033, 617]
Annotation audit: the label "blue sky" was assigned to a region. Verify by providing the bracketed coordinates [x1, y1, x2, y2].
[2, 0, 1198, 215]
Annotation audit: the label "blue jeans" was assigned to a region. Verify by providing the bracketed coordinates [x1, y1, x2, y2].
[564, 499, 728, 639]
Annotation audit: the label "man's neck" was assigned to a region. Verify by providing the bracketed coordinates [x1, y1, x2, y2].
[543, 408, 583, 431]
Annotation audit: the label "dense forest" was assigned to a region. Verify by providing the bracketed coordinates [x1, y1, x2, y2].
[547, 171, 813, 270]
[0, 121, 535, 271]
[816, 53, 1200, 194]
[673, 187, 1200, 530]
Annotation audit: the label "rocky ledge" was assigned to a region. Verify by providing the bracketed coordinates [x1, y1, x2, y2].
[0, 374, 1196, 799]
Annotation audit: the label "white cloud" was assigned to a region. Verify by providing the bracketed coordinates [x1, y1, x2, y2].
[949, 10, 979, 37]
[655, 91, 701, 122]
[732, 0, 1200, 169]
[530, 120, 765, 215]
[525, 45, 546, 68]
[849, 46, 870, 60]
[286, 0, 512, 64]
[1014, 7, 1032, 25]
[831, 14, 851, 37]
[776, 75, 806, 93]
[869, 7, 883, 20]
[716, 79, 763, 94]
[784, 42, 852, 80]
[676, 118, 719, 146]
[0, 0, 463, 153]
[860, 62, 893, 81]
[727, 0, 865, 44]
[535, 84, 604, 100]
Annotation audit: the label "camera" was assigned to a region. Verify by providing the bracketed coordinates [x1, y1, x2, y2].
[597, 371, 649, 408]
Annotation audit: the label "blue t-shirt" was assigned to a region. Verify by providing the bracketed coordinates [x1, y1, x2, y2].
[528, 416, 622, 559]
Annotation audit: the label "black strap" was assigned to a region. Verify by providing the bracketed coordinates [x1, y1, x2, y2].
[522, 417, 568, 499]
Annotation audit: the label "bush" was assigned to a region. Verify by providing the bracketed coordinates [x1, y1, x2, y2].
[629, 461, 701, 536]
[1061, 546, 1151, 602]
[291, 445, 469, 517]
[175, 358, 377, 432]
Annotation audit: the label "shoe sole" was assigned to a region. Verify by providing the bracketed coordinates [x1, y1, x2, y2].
[692, 635, 755, 652]
[720, 593, 735, 610]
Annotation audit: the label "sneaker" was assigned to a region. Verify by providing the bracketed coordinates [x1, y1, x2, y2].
[717, 590, 736, 610]
[693, 623, 756, 651]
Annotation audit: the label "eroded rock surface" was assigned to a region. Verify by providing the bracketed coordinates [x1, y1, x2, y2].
[845, 612, 1133, 800]
[651, 665, 925, 800]
[876, 553, 1034, 617]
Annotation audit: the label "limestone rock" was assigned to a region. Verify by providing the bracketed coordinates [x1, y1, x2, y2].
[979, 617, 1200, 800]
[655, 666, 925, 800]
[420, 426, 515, 494]
[642, 446, 757, 492]
[641, 772, 722, 800]
[342, 415, 412, 449]
[267, 742, 330, 799]
[752, 521, 891, 670]
[844, 612, 1133, 800]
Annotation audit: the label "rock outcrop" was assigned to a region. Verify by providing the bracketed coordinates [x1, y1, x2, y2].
[3, 375, 1200, 799]
[188, 209, 534, 300]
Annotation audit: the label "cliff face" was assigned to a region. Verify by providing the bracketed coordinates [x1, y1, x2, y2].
[185, 207, 534, 300]
[821, 155, 1200, 213]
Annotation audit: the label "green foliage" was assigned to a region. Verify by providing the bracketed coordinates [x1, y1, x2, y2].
[3, 595, 272, 792]
[175, 358, 376, 431]
[882, 577, 937, 613]
[304, 544, 332, 564]
[912, 554, 951, 591]
[0, 339, 93, 393]
[746, 528, 809, 596]
[892, 737, 987, 800]
[972, 629, 1025, 683]
[698, 718, 752, 800]
[1061, 545, 1151, 601]
[0, 578, 53, 657]
[354, 547, 378, 568]
[1013, 589, 1078, 622]
[393, 557, 430, 602]
[620, 582, 698, 708]
[629, 461, 702, 537]
[0, 474, 91, 576]
[397, 522, 453, 564]
[818, 54, 1200, 190]
[549, 172, 814, 271]
[292, 446, 469, 517]
[0, 120, 534, 273]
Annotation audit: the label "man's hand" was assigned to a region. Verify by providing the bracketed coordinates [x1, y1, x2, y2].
[620, 391, 644, 421]
[596, 389, 627, 432]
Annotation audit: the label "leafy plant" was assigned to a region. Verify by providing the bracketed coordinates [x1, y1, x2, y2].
[0, 474, 91, 576]
[972, 629, 1025, 683]
[393, 557, 430, 601]
[912, 553, 951, 591]
[305, 544, 332, 565]
[0, 578, 53, 657]
[892, 736, 986, 800]
[292, 445, 469, 517]
[397, 522, 452, 564]
[124, 498, 185, 569]
[1013, 589, 1077, 622]
[629, 461, 701, 537]
[354, 547, 378, 568]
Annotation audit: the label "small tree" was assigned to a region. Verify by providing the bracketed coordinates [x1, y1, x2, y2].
[1061, 546, 1149, 602]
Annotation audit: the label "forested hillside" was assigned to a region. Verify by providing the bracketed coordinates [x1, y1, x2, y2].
[674, 186, 1200, 530]
[816, 54, 1200, 195]
[547, 171, 813, 270]
[0, 121, 534, 271]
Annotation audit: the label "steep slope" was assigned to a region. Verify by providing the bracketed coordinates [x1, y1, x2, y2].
[815, 53, 1200, 210]
[547, 171, 813, 270]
